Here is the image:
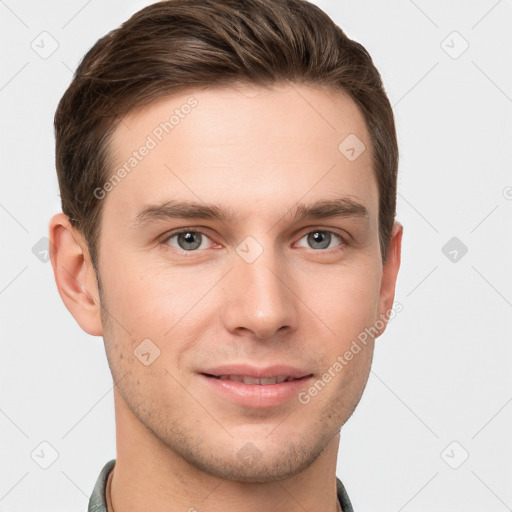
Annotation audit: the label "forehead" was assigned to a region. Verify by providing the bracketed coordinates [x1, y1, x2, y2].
[105, 84, 377, 223]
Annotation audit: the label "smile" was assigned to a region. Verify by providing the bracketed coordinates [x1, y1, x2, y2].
[204, 374, 306, 385]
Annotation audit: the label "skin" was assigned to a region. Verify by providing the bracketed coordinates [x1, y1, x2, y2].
[49, 83, 402, 512]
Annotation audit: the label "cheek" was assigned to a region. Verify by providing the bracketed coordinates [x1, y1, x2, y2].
[311, 266, 379, 412]
[99, 250, 191, 327]
[303, 260, 381, 336]
[98, 250, 222, 365]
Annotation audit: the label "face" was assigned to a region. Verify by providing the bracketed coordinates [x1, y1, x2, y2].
[96, 84, 397, 482]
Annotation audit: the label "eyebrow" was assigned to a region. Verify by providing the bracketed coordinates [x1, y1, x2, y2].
[131, 197, 369, 228]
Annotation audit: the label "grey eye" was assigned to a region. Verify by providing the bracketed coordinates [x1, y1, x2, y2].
[171, 231, 204, 251]
[307, 231, 332, 249]
[296, 230, 342, 250]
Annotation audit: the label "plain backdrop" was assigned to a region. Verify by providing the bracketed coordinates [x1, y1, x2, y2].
[1, 0, 511, 511]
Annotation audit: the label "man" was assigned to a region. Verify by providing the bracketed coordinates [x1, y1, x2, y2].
[49, 0, 402, 510]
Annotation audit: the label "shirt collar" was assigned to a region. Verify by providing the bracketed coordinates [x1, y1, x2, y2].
[88, 459, 116, 512]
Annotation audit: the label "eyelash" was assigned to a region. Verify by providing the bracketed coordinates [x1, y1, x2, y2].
[160, 227, 347, 254]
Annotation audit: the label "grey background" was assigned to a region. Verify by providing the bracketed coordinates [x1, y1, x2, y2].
[1, 0, 511, 510]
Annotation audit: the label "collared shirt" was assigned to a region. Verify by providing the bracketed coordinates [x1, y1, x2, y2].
[88, 459, 354, 512]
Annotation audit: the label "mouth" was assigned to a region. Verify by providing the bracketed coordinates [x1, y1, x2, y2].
[198, 366, 314, 408]
[201, 373, 311, 385]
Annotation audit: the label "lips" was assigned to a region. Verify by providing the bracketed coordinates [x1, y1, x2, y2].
[200, 364, 311, 380]
[204, 374, 303, 385]
[199, 365, 315, 408]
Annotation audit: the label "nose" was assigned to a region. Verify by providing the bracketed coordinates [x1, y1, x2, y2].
[220, 246, 298, 340]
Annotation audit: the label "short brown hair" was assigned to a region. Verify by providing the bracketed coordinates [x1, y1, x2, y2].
[54, 0, 398, 269]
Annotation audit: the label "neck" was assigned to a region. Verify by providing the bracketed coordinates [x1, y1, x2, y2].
[110, 388, 342, 512]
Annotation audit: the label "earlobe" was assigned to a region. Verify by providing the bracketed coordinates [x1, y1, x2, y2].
[48, 213, 103, 336]
[376, 221, 403, 338]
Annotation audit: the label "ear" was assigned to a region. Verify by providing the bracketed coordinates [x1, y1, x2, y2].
[375, 221, 403, 338]
[48, 213, 103, 336]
